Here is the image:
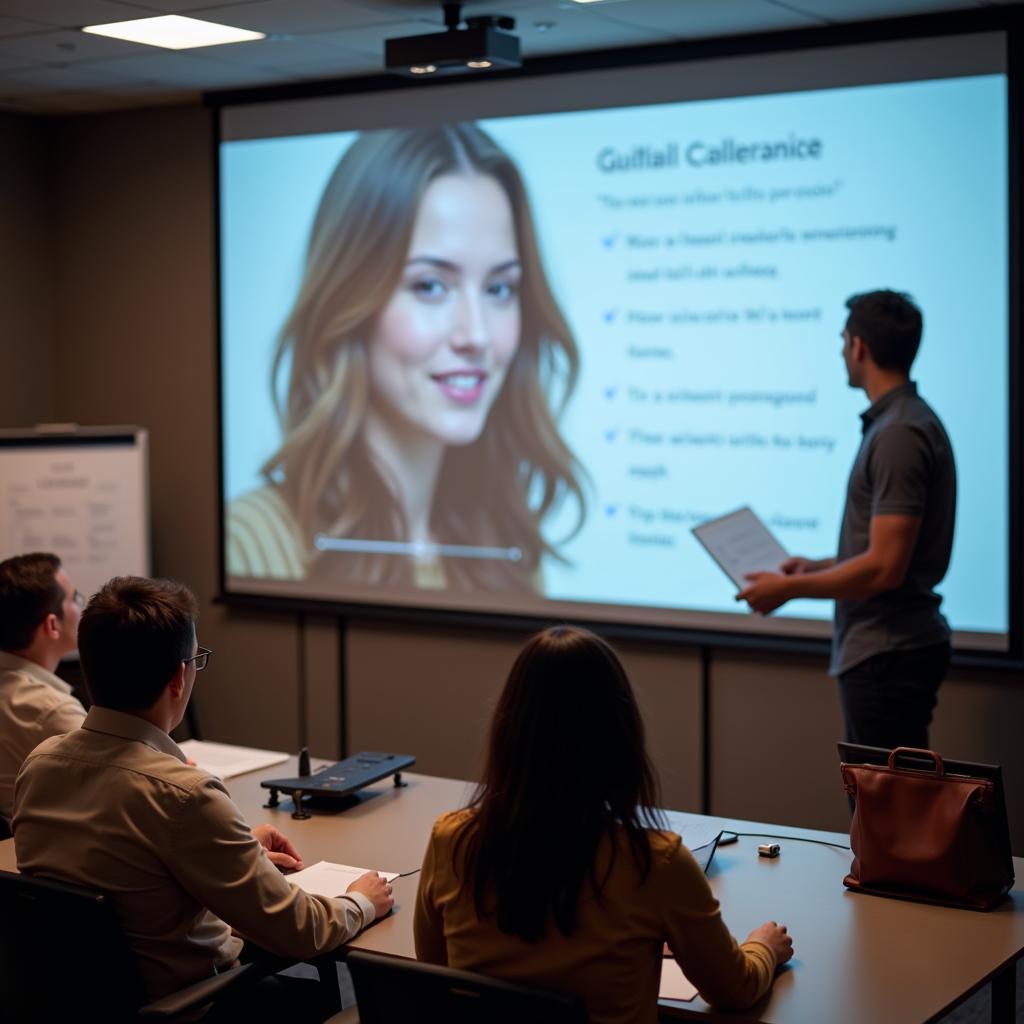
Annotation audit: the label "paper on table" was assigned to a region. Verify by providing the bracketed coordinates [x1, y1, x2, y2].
[660, 959, 698, 1002]
[288, 861, 399, 898]
[178, 739, 289, 779]
[692, 506, 789, 590]
[664, 811, 724, 873]
[674, 820, 723, 856]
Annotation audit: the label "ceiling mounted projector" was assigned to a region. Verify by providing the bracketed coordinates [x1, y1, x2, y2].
[385, 2, 521, 77]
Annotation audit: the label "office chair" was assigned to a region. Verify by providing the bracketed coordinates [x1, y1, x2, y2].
[0, 869, 256, 1021]
[346, 949, 589, 1024]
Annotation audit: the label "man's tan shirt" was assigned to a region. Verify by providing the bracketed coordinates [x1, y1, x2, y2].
[0, 650, 86, 820]
[13, 706, 374, 999]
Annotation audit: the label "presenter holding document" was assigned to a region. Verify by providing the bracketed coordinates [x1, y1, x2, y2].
[227, 123, 584, 593]
[414, 626, 793, 1024]
[738, 291, 956, 750]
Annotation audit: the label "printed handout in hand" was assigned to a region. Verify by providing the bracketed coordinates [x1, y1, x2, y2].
[692, 507, 789, 591]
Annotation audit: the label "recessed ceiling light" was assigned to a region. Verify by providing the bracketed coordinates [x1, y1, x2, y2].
[82, 15, 264, 51]
[409, 64, 437, 74]
[466, 59, 493, 69]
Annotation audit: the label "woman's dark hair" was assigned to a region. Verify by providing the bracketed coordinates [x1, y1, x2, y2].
[453, 625, 666, 941]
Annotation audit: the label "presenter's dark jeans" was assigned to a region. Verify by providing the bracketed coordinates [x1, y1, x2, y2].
[838, 642, 950, 751]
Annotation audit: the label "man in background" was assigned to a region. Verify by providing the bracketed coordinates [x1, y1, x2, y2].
[738, 290, 956, 750]
[14, 575, 391, 1020]
[0, 552, 86, 822]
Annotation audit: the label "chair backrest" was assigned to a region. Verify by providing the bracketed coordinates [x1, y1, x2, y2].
[347, 950, 589, 1024]
[0, 869, 147, 1021]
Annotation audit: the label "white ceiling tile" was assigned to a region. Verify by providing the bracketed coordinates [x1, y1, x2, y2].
[503, 3, 675, 56]
[193, 0, 427, 34]
[161, 33, 336, 67]
[0, 14, 48, 35]
[95, 49, 306, 87]
[0, 28, 154, 63]
[457, 0, 565, 14]
[0, 0, 153, 27]
[0, 0, 1007, 112]
[340, 0, 457, 17]
[590, 0, 824, 37]
[298, 18, 450, 57]
[0, 62, 136, 94]
[271, 51, 384, 78]
[0, 53, 29, 71]
[115, 0, 278, 10]
[775, 0, 984, 18]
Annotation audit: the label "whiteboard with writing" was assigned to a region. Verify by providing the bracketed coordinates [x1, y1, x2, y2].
[0, 428, 150, 599]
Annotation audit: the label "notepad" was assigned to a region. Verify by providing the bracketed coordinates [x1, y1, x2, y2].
[665, 813, 724, 874]
[660, 959, 698, 1001]
[178, 739, 289, 779]
[287, 861, 398, 897]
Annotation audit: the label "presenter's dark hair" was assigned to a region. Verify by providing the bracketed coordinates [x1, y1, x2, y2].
[79, 576, 198, 712]
[845, 289, 923, 373]
[0, 553, 65, 651]
[452, 625, 665, 942]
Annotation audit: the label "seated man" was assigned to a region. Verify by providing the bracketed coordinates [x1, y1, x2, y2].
[13, 575, 391, 1019]
[0, 552, 86, 822]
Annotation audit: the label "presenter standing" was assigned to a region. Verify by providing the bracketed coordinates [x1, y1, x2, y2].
[738, 290, 956, 750]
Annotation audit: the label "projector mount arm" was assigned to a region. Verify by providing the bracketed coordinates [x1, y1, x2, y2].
[441, 3, 515, 33]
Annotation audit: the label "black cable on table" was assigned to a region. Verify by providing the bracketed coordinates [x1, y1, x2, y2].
[724, 831, 850, 851]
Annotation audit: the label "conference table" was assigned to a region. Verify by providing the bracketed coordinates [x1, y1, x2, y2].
[3, 758, 1023, 1023]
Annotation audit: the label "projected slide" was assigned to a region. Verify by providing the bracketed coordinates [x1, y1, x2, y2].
[221, 72, 1008, 639]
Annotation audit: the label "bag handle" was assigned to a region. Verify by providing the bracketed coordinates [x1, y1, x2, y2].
[887, 747, 944, 776]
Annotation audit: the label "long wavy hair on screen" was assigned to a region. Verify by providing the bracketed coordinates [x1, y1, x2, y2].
[452, 626, 667, 941]
[261, 123, 586, 590]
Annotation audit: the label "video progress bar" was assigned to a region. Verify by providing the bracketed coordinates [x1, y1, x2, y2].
[314, 535, 523, 562]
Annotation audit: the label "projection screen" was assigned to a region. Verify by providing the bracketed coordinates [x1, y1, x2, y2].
[217, 28, 1015, 653]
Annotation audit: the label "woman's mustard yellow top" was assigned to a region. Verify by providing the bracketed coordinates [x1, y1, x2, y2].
[413, 809, 776, 1024]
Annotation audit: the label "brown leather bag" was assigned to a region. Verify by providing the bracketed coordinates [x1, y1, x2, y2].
[841, 747, 1013, 910]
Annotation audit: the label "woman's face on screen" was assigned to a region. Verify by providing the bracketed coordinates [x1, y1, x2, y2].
[366, 173, 521, 448]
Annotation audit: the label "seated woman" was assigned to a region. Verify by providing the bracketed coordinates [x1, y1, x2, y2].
[413, 625, 793, 1024]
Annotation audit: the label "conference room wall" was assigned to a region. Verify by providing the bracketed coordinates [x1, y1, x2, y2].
[710, 653, 1024, 845]
[345, 621, 703, 811]
[0, 113, 56, 428]
[22, 101, 1024, 853]
[42, 103, 302, 753]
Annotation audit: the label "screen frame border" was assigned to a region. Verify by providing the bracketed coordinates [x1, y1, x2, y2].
[209, 5, 1023, 670]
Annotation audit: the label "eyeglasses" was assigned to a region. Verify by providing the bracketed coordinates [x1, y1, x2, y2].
[183, 647, 213, 672]
[71, 590, 85, 608]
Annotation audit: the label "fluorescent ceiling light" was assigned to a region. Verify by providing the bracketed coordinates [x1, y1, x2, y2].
[82, 15, 264, 50]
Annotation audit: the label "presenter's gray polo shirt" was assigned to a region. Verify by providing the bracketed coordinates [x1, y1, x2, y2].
[830, 381, 956, 676]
